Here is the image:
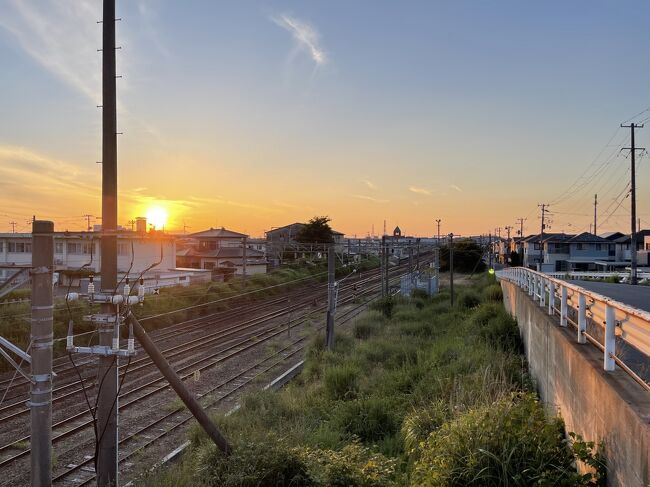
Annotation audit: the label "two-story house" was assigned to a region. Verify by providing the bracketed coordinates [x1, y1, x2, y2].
[176, 227, 267, 275]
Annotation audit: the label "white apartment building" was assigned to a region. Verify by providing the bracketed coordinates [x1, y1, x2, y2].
[0, 231, 176, 282]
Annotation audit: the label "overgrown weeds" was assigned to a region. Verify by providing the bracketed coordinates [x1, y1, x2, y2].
[143, 273, 604, 487]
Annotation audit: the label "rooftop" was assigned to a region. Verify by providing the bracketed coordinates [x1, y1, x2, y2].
[189, 227, 248, 239]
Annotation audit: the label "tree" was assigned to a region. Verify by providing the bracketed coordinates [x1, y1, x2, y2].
[439, 239, 486, 273]
[509, 251, 522, 267]
[295, 216, 334, 244]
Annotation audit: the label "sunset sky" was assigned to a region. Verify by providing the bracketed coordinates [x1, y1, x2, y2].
[1, 1, 649, 237]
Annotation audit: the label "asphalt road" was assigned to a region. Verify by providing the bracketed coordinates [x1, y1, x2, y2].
[566, 280, 650, 313]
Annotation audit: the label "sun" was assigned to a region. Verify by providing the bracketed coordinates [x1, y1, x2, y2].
[146, 206, 168, 230]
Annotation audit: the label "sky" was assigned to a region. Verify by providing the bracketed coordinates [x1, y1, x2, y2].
[0, 0, 649, 238]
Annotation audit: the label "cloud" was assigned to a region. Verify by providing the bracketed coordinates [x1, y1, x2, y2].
[272, 13, 327, 66]
[361, 179, 377, 191]
[352, 194, 389, 204]
[0, 0, 101, 101]
[409, 186, 432, 196]
[450, 184, 463, 192]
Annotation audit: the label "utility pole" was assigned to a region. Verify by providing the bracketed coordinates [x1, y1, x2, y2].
[449, 233, 454, 306]
[10, 221, 16, 233]
[538, 204, 548, 271]
[97, 0, 119, 483]
[488, 232, 493, 269]
[384, 237, 390, 296]
[127, 219, 136, 232]
[325, 245, 335, 350]
[593, 194, 598, 236]
[381, 235, 386, 297]
[516, 217, 526, 237]
[83, 214, 94, 232]
[435, 219, 441, 246]
[416, 237, 420, 270]
[621, 122, 645, 285]
[242, 236, 247, 279]
[505, 225, 513, 265]
[31, 220, 54, 487]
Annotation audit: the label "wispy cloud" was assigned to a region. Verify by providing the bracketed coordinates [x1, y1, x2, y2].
[409, 186, 432, 196]
[272, 13, 327, 66]
[361, 179, 377, 191]
[450, 184, 463, 193]
[352, 194, 389, 204]
[0, 0, 101, 101]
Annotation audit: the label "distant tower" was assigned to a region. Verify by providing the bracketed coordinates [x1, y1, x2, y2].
[136, 217, 147, 234]
[383, 219, 387, 236]
[393, 226, 402, 237]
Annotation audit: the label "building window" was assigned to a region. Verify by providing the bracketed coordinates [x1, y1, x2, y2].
[533, 243, 540, 250]
[0, 241, 3, 252]
[577, 244, 584, 250]
[7, 242, 31, 253]
[67, 242, 93, 255]
[55, 242, 64, 254]
[117, 243, 130, 256]
[595, 244, 601, 251]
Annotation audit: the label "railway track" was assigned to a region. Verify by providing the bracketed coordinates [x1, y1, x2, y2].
[54, 287, 380, 486]
[0, 258, 430, 485]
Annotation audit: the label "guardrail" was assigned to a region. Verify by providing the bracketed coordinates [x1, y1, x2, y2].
[497, 267, 650, 392]
[544, 271, 650, 281]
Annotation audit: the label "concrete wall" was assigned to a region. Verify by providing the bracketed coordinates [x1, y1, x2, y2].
[500, 279, 650, 487]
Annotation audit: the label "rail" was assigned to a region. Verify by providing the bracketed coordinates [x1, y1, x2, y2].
[496, 267, 650, 392]
[544, 271, 650, 281]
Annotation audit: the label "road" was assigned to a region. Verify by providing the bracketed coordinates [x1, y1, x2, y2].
[566, 280, 650, 313]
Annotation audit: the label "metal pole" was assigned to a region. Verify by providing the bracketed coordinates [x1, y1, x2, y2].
[242, 236, 247, 279]
[31, 220, 54, 487]
[593, 194, 597, 236]
[449, 233, 454, 306]
[127, 313, 231, 453]
[325, 245, 335, 350]
[97, 0, 119, 484]
[381, 235, 386, 297]
[384, 237, 389, 296]
[630, 126, 638, 285]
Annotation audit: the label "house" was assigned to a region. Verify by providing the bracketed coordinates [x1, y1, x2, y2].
[175, 227, 267, 276]
[608, 230, 650, 268]
[265, 222, 344, 265]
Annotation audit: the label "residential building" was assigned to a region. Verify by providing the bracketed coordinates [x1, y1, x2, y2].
[0, 230, 176, 283]
[265, 222, 344, 265]
[176, 227, 267, 276]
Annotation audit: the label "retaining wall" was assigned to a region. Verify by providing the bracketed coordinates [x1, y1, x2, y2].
[500, 279, 650, 487]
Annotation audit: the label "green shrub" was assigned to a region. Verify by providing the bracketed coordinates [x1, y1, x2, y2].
[295, 441, 398, 487]
[372, 297, 394, 319]
[324, 364, 359, 400]
[482, 283, 503, 302]
[332, 397, 400, 442]
[197, 439, 314, 487]
[457, 290, 481, 309]
[402, 400, 449, 455]
[470, 303, 503, 327]
[604, 275, 620, 284]
[480, 314, 522, 353]
[411, 393, 599, 487]
[353, 313, 385, 340]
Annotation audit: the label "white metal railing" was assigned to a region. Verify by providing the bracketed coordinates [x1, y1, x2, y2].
[544, 271, 650, 281]
[497, 267, 650, 391]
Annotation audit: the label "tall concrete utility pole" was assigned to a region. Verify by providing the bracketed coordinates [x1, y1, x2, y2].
[242, 236, 247, 279]
[505, 225, 513, 265]
[97, 0, 119, 484]
[449, 233, 454, 306]
[325, 245, 335, 350]
[10, 221, 16, 233]
[516, 217, 526, 237]
[593, 194, 598, 236]
[435, 219, 441, 246]
[621, 122, 645, 285]
[538, 204, 548, 271]
[83, 214, 94, 232]
[488, 232, 493, 269]
[31, 220, 54, 487]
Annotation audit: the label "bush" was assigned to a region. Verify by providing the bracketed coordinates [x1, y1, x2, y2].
[197, 439, 314, 487]
[482, 284, 503, 302]
[353, 313, 385, 340]
[295, 441, 398, 487]
[457, 290, 481, 309]
[402, 400, 448, 455]
[324, 364, 359, 400]
[480, 314, 522, 353]
[469, 303, 503, 327]
[332, 397, 400, 442]
[411, 393, 600, 487]
[372, 297, 394, 319]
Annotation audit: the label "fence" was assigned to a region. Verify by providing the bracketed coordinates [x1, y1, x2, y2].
[497, 267, 650, 392]
[544, 271, 650, 281]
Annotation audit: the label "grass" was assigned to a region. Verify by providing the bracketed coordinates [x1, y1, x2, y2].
[139, 273, 605, 486]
